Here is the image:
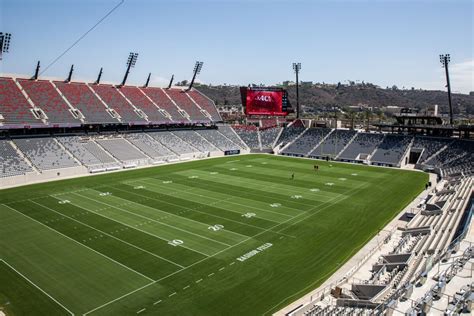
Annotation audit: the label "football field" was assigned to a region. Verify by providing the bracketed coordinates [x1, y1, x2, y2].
[0, 154, 428, 315]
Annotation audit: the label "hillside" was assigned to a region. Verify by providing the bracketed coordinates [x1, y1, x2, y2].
[195, 83, 474, 116]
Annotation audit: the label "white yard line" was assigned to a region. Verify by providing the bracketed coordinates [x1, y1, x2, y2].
[2, 204, 154, 283]
[136, 178, 298, 219]
[0, 259, 75, 316]
[109, 185, 251, 240]
[74, 192, 231, 250]
[62, 194, 210, 259]
[32, 199, 185, 269]
[83, 200, 304, 315]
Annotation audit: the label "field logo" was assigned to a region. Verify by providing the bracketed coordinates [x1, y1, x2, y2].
[242, 212, 256, 218]
[291, 195, 303, 199]
[208, 224, 224, 231]
[168, 239, 184, 247]
[99, 192, 112, 196]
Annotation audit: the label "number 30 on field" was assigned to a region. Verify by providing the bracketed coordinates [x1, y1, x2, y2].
[208, 224, 224, 231]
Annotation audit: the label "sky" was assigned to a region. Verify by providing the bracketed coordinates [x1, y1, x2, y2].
[0, 0, 473, 93]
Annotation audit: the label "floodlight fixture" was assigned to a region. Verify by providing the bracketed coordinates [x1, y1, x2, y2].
[0, 32, 12, 60]
[439, 54, 453, 125]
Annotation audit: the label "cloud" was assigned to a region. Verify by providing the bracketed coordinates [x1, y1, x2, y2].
[449, 59, 474, 94]
[150, 75, 171, 87]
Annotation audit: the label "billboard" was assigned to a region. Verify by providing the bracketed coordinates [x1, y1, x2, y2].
[241, 87, 291, 116]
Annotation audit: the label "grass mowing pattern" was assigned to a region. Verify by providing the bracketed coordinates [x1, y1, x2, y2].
[0, 154, 428, 315]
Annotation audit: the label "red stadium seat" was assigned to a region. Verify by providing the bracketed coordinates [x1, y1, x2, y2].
[120, 86, 171, 123]
[0, 77, 42, 126]
[18, 79, 80, 125]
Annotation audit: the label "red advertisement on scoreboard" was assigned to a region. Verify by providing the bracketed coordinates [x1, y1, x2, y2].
[245, 90, 286, 116]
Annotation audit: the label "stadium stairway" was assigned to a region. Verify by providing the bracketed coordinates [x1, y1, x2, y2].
[278, 126, 310, 154]
[335, 132, 358, 160]
[306, 128, 334, 157]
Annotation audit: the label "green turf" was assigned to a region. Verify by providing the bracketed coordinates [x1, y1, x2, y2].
[0, 154, 428, 315]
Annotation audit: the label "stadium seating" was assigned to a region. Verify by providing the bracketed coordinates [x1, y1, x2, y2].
[172, 130, 218, 152]
[371, 134, 412, 166]
[196, 129, 240, 151]
[166, 89, 209, 122]
[17, 79, 80, 124]
[95, 138, 149, 162]
[141, 87, 189, 122]
[217, 126, 248, 149]
[14, 137, 78, 171]
[149, 131, 197, 155]
[411, 136, 452, 164]
[0, 139, 33, 177]
[90, 84, 145, 124]
[282, 128, 331, 156]
[260, 127, 282, 148]
[54, 81, 119, 124]
[120, 86, 171, 123]
[275, 125, 306, 147]
[0, 77, 42, 126]
[124, 133, 176, 159]
[309, 129, 356, 158]
[57, 136, 118, 168]
[233, 126, 260, 149]
[425, 139, 474, 176]
[338, 132, 385, 161]
[187, 90, 221, 121]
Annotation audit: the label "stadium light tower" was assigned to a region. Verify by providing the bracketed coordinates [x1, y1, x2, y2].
[0, 32, 12, 60]
[292, 62, 301, 119]
[439, 54, 453, 125]
[187, 61, 203, 91]
[121, 52, 139, 86]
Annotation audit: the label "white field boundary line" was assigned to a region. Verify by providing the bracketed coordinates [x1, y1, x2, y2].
[265, 175, 410, 315]
[82, 199, 304, 316]
[73, 192, 232, 251]
[168, 172, 323, 211]
[31, 199, 185, 269]
[202, 164, 346, 199]
[197, 165, 342, 200]
[0, 259, 75, 316]
[274, 181, 370, 233]
[2, 204, 154, 283]
[143, 174, 310, 216]
[109, 185, 255, 240]
[66, 192, 211, 259]
[131, 179, 297, 220]
[87, 186, 250, 242]
[111, 184, 296, 239]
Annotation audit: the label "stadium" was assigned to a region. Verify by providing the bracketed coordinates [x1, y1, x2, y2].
[0, 1, 473, 316]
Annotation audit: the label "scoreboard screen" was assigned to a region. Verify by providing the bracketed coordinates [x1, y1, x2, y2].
[240, 87, 291, 116]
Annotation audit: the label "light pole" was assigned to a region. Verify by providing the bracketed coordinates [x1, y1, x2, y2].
[439, 54, 453, 125]
[121, 52, 139, 86]
[187, 61, 203, 91]
[0, 32, 12, 60]
[292, 62, 301, 119]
